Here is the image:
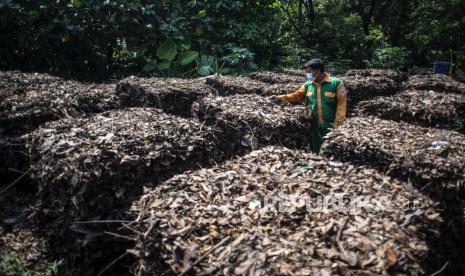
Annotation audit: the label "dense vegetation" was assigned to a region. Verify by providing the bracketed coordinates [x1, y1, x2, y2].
[0, 0, 464, 80]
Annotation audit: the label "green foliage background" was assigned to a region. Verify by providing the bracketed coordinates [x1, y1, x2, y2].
[0, 0, 463, 80]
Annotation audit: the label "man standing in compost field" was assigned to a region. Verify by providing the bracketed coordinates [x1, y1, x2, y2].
[274, 59, 347, 153]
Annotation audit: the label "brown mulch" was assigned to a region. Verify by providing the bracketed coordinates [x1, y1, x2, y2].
[321, 116, 465, 191]
[357, 89, 465, 133]
[192, 94, 311, 152]
[26, 107, 226, 223]
[23, 107, 230, 274]
[205, 76, 267, 96]
[341, 75, 403, 112]
[115, 76, 215, 116]
[405, 74, 465, 94]
[131, 146, 441, 275]
[0, 74, 120, 135]
[205, 75, 303, 96]
[0, 71, 62, 101]
[344, 69, 408, 82]
[248, 72, 305, 84]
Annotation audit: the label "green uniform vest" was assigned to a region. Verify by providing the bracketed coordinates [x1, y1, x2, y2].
[304, 76, 343, 129]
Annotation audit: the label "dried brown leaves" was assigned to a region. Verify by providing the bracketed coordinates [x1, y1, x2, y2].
[248, 72, 305, 84]
[0, 71, 62, 101]
[0, 78, 120, 134]
[321, 116, 465, 190]
[341, 75, 402, 108]
[205, 76, 267, 96]
[0, 229, 51, 273]
[132, 146, 441, 275]
[26, 107, 225, 221]
[344, 69, 407, 83]
[357, 90, 465, 132]
[205, 76, 301, 96]
[192, 94, 311, 151]
[406, 74, 465, 94]
[116, 76, 214, 116]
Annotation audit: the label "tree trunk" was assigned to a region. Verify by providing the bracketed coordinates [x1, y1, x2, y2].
[363, 0, 378, 35]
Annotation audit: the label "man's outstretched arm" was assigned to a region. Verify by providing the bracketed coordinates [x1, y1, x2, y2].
[278, 85, 306, 103]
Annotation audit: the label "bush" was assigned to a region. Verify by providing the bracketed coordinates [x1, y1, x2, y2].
[367, 45, 411, 69]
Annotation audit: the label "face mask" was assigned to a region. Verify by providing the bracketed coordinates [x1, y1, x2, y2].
[306, 73, 313, 80]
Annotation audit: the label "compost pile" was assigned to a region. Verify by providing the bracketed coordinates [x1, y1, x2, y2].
[116, 76, 214, 116]
[278, 68, 306, 77]
[3, 70, 465, 275]
[131, 146, 441, 275]
[26, 107, 225, 224]
[344, 69, 407, 82]
[357, 89, 465, 132]
[248, 72, 305, 84]
[205, 76, 267, 96]
[0, 79, 120, 135]
[321, 116, 465, 191]
[192, 94, 310, 151]
[0, 71, 62, 101]
[204, 75, 303, 97]
[406, 74, 465, 94]
[263, 82, 304, 96]
[340, 74, 402, 111]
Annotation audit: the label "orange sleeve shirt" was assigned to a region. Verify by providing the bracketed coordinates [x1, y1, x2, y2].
[283, 85, 306, 103]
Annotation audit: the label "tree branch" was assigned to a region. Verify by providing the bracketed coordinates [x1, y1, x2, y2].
[279, 3, 307, 42]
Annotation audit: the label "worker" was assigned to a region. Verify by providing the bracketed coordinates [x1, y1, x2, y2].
[274, 59, 347, 153]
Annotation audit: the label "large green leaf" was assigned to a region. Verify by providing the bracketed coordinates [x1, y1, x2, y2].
[157, 61, 171, 70]
[142, 62, 157, 72]
[157, 39, 177, 61]
[179, 51, 199, 66]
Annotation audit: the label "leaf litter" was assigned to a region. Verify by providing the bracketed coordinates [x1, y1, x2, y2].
[357, 89, 465, 133]
[321, 116, 465, 192]
[192, 94, 311, 152]
[131, 146, 441, 275]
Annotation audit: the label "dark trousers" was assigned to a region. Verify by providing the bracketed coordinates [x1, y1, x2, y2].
[310, 123, 331, 153]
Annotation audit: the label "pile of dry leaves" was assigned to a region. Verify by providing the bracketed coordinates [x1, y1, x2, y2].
[321, 116, 465, 191]
[405, 74, 465, 94]
[357, 89, 465, 133]
[26, 107, 226, 223]
[23, 107, 231, 274]
[344, 69, 408, 83]
[205, 76, 267, 96]
[204, 75, 300, 96]
[278, 69, 306, 77]
[192, 94, 311, 151]
[131, 146, 441, 275]
[0, 71, 62, 101]
[0, 78, 120, 135]
[248, 72, 305, 84]
[116, 76, 214, 116]
[341, 75, 402, 110]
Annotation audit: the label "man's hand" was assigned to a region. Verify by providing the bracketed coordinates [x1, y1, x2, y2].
[272, 95, 287, 103]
